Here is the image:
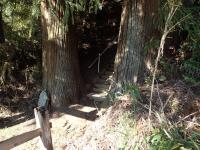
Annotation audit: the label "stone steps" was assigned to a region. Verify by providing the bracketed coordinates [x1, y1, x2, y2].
[94, 84, 111, 89]
[93, 88, 109, 93]
[87, 62, 114, 102]
[96, 79, 111, 85]
[87, 92, 107, 101]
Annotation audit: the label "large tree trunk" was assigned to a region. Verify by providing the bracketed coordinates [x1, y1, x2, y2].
[0, 3, 5, 43]
[144, 0, 159, 73]
[114, 0, 145, 86]
[41, 1, 82, 108]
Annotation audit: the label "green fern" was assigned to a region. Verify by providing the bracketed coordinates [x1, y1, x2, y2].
[149, 127, 200, 150]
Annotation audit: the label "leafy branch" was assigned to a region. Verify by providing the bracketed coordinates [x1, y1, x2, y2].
[149, 0, 190, 117]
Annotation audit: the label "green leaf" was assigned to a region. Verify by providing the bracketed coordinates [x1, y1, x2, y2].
[63, 8, 69, 25]
[171, 143, 183, 149]
[151, 134, 162, 143]
[180, 147, 192, 150]
[159, 75, 167, 82]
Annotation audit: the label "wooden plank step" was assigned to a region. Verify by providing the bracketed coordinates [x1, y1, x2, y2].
[93, 88, 109, 93]
[94, 84, 111, 89]
[0, 128, 42, 150]
[104, 71, 114, 76]
[87, 93, 107, 101]
[100, 75, 113, 80]
[96, 79, 111, 85]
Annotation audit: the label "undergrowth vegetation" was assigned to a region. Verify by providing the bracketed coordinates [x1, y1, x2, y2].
[110, 12, 200, 144]
[0, 0, 42, 84]
[150, 127, 200, 150]
[116, 112, 147, 150]
[150, 0, 200, 84]
[117, 98, 200, 149]
[109, 81, 200, 150]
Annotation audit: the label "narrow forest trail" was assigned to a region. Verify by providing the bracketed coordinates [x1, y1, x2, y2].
[0, 32, 118, 149]
[0, 103, 102, 149]
[0, 61, 116, 150]
[1, 80, 200, 150]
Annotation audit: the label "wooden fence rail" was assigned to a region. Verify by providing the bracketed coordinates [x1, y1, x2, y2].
[0, 108, 53, 150]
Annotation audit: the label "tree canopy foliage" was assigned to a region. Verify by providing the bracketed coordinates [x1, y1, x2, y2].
[0, 0, 199, 84]
[0, 0, 42, 84]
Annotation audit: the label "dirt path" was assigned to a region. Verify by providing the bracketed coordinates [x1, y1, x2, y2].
[1, 80, 200, 150]
[0, 104, 99, 150]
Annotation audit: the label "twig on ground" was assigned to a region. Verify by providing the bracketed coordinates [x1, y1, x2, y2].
[137, 101, 156, 116]
[162, 93, 174, 112]
[176, 111, 200, 125]
[155, 80, 163, 111]
[185, 121, 200, 127]
[0, 62, 9, 85]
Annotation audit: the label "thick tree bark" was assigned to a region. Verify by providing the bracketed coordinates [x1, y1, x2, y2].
[41, 1, 82, 108]
[144, 0, 159, 73]
[114, 0, 145, 86]
[0, 3, 5, 43]
[114, 0, 159, 86]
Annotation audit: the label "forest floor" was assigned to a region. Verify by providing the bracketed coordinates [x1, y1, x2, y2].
[0, 79, 200, 149]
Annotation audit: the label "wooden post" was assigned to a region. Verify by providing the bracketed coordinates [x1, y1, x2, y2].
[34, 108, 53, 150]
[0, 128, 41, 150]
[98, 53, 101, 73]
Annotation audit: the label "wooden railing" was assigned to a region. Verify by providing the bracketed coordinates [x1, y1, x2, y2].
[0, 108, 53, 150]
